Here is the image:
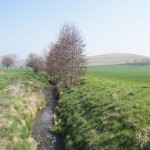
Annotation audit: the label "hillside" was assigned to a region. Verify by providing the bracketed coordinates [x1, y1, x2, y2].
[56, 67, 150, 149]
[87, 53, 150, 66]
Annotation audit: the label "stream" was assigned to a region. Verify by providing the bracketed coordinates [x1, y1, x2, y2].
[32, 85, 65, 150]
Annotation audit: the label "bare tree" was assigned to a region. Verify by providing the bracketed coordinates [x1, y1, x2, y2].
[42, 47, 49, 62]
[46, 23, 86, 90]
[2, 56, 15, 69]
[26, 53, 45, 72]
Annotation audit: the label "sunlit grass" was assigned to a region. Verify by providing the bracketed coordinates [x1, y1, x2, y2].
[56, 66, 150, 149]
[87, 66, 150, 86]
[0, 69, 49, 150]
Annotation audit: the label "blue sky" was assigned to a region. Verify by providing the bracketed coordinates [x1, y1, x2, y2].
[0, 0, 150, 59]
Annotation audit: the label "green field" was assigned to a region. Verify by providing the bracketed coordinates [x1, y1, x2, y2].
[87, 66, 150, 86]
[0, 69, 49, 150]
[1, 67, 150, 149]
[56, 66, 150, 149]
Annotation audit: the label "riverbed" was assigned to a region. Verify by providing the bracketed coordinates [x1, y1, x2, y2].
[32, 86, 65, 150]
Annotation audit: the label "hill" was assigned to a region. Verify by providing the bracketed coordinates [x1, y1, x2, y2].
[87, 53, 150, 66]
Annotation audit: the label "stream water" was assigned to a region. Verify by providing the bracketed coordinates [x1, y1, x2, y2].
[32, 86, 65, 150]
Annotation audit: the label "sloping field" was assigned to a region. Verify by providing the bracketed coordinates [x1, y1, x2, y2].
[56, 66, 150, 149]
[87, 53, 150, 66]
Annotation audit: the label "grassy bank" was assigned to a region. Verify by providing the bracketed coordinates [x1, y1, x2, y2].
[0, 69, 49, 150]
[56, 66, 150, 149]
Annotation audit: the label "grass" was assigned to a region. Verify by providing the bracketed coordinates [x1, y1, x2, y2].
[87, 66, 150, 86]
[56, 66, 150, 149]
[0, 69, 49, 150]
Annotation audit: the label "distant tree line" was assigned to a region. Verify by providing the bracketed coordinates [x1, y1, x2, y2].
[0, 54, 17, 69]
[0, 54, 28, 69]
[0, 23, 86, 90]
[26, 53, 45, 72]
[26, 23, 86, 90]
[126, 58, 150, 66]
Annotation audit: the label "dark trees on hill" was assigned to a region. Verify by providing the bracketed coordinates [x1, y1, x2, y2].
[46, 23, 86, 90]
[126, 58, 150, 66]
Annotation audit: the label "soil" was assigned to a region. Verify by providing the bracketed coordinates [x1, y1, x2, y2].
[0, 71, 5, 75]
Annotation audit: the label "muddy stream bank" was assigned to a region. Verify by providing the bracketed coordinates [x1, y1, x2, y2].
[32, 85, 65, 150]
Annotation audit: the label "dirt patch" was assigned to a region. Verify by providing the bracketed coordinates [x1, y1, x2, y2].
[0, 71, 5, 75]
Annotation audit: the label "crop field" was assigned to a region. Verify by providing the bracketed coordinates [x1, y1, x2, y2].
[57, 66, 150, 149]
[87, 66, 150, 86]
[0, 69, 49, 150]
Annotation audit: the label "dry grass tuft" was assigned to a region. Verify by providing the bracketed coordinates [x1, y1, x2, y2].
[0, 119, 13, 128]
[0, 77, 47, 150]
[136, 127, 150, 149]
[27, 137, 37, 150]
[8, 81, 24, 96]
